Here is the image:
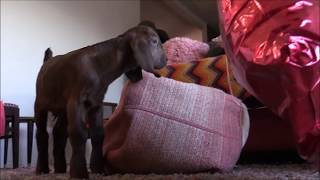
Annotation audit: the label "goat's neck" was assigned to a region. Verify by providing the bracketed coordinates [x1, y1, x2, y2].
[94, 38, 135, 86]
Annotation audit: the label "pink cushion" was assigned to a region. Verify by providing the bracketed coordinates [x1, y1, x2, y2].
[103, 72, 249, 174]
[0, 101, 5, 137]
[163, 37, 209, 64]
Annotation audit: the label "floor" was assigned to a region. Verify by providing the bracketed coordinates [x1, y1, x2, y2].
[0, 164, 319, 180]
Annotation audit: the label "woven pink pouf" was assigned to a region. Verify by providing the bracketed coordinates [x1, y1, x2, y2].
[103, 72, 249, 174]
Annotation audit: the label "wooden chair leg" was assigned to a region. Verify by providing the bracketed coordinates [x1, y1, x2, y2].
[3, 103, 20, 168]
[4, 120, 10, 166]
[12, 112, 19, 169]
[27, 120, 34, 165]
[4, 135, 8, 166]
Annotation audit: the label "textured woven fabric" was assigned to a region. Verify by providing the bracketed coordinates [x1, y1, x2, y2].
[103, 72, 249, 174]
[155, 55, 251, 100]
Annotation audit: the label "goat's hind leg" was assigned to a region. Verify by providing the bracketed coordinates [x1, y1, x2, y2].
[35, 104, 49, 174]
[53, 114, 68, 173]
[67, 100, 89, 179]
[88, 106, 104, 174]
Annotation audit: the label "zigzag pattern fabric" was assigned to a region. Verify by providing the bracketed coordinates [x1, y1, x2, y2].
[155, 55, 251, 100]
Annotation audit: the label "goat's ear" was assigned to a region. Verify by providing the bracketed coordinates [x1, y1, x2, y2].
[130, 37, 154, 73]
[125, 67, 143, 82]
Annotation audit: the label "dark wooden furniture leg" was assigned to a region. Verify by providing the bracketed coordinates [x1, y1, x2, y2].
[27, 119, 34, 164]
[20, 117, 35, 165]
[4, 121, 9, 165]
[12, 108, 19, 168]
[4, 104, 20, 168]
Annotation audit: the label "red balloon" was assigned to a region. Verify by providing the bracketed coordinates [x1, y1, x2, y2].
[218, 0, 320, 162]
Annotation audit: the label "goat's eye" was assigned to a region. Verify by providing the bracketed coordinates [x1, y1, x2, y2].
[151, 39, 158, 45]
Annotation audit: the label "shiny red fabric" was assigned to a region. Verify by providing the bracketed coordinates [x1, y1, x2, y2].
[218, 0, 320, 162]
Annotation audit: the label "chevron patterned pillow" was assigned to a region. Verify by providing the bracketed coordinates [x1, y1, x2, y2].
[155, 55, 251, 100]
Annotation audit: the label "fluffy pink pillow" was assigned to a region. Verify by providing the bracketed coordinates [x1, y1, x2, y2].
[103, 72, 249, 174]
[163, 37, 209, 64]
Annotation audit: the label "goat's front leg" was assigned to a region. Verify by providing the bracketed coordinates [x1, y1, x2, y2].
[88, 106, 104, 174]
[35, 106, 49, 174]
[67, 100, 88, 179]
[53, 114, 68, 173]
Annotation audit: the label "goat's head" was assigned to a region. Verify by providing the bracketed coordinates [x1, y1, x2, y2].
[122, 25, 167, 82]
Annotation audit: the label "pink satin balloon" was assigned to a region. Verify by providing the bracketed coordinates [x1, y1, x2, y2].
[218, 0, 320, 163]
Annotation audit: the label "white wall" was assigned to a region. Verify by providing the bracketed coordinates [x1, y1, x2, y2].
[141, 0, 205, 41]
[0, 0, 140, 167]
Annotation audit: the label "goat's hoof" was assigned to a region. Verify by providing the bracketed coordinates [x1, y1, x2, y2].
[90, 163, 104, 174]
[54, 163, 67, 173]
[70, 168, 89, 179]
[54, 168, 66, 174]
[70, 171, 89, 179]
[36, 166, 49, 174]
[91, 167, 104, 174]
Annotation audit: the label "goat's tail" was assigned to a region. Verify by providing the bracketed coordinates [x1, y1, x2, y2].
[43, 48, 53, 63]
